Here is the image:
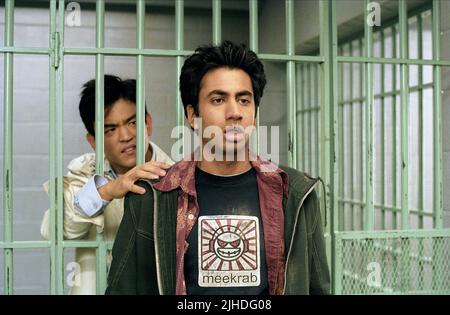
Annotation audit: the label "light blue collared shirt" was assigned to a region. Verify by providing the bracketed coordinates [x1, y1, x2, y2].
[73, 173, 114, 217]
[74, 144, 155, 217]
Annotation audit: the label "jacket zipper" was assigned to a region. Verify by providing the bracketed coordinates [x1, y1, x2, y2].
[152, 185, 164, 295]
[282, 180, 319, 294]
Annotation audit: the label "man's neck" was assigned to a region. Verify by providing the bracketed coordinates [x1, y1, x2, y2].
[197, 150, 252, 176]
[197, 160, 252, 176]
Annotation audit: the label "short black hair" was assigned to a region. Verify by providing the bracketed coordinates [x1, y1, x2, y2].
[179, 40, 266, 117]
[79, 74, 147, 136]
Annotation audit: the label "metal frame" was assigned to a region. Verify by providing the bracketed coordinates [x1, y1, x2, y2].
[1, 0, 448, 295]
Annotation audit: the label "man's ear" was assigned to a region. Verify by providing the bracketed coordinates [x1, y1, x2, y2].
[186, 104, 198, 130]
[145, 112, 153, 137]
[86, 133, 96, 150]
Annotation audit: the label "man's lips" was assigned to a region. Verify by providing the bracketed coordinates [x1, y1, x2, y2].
[224, 126, 244, 142]
[121, 145, 136, 154]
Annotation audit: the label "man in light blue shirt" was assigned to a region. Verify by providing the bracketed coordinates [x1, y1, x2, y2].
[41, 74, 174, 294]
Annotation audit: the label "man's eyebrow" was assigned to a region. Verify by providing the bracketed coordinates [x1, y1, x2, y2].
[235, 90, 253, 97]
[206, 90, 253, 98]
[206, 90, 228, 97]
[104, 114, 136, 128]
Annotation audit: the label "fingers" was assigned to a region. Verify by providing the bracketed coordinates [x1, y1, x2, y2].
[137, 162, 169, 177]
[131, 169, 160, 181]
[144, 161, 171, 169]
[129, 184, 146, 195]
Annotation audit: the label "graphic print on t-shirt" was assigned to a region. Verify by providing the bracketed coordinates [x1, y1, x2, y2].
[198, 215, 260, 287]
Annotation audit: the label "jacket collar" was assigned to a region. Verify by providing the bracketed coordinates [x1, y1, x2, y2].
[153, 151, 289, 198]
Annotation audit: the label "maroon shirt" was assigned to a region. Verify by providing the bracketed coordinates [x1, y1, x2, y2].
[153, 153, 289, 295]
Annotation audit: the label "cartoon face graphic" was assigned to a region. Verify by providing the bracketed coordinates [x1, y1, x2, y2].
[213, 230, 245, 261]
[201, 217, 258, 271]
[199, 215, 261, 287]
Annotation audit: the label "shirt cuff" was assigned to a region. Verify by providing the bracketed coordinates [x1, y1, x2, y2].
[74, 175, 110, 217]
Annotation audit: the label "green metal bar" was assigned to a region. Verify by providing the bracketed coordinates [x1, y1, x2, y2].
[49, 0, 57, 295]
[259, 54, 324, 63]
[175, 0, 184, 161]
[338, 47, 344, 231]
[94, 0, 105, 190]
[334, 228, 343, 295]
[338, 199, 435, 218]
[359, 38, 364, 230]
[399, 0, 410, 288]
[303, 64, 307, 171]
[417, 13, 425, 287]
[432, 0, 443, 229]
[399, 1, 411, 289]
[314, 64, 320, 178]
[391, 25, 398, 229]
[212, 0, 221, 45]
[399, 0, 410, 230]
[312, 64, 319, 176]
[364, 0, 374, 231]
[0, 47, 50, 54]
[0, 240, 114, 249]
[308, 64, 313, 174]
[249, 0, 259, 154]
[320, 0, 338, 293]
[335, 228, 450, 240]
[336, 56, 450, 66]
[302, 63, 308, 172]
[55, 0, 66, 295]
[380, 30, 386, 230]
[0, 241, 50, 249]
[63, 47, 327, 63]
[286, 0, 296, 169]
[3, 0, 14, 296]
[136, 0, 146, 165]
[95, 0, 106, 295]
[249, 0, 258, 52]
[417, 13, 424, 229]
[349, 42, 354, 230]
[339, 82, 434, 104]
[64, 47, 194, 57]
[298, 64, 305, 170]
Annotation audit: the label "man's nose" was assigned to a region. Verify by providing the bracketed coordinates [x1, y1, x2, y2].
[225, 100, 243, 121]
[118, 125, 134, 141]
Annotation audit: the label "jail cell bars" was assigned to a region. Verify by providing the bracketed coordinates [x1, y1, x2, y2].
[1, 0, 449, 295]
[335, 6, 437, 232]
[1, 0, 326, 295]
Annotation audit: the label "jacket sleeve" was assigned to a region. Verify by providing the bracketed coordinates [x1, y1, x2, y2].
[307, 190, 331, 295]
[40, 171, 106, 241]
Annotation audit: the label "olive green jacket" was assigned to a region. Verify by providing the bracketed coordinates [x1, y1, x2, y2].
[105, 166, 330, 295]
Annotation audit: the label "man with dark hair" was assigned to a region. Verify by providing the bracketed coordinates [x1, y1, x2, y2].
[40, 74, 173, 294]
[106, 41, 330, 295]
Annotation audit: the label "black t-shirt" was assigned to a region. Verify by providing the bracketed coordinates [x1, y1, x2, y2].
[184, 167, 269, 295]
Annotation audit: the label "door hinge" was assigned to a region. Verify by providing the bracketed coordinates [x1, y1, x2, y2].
[51, 31, 61, 69]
